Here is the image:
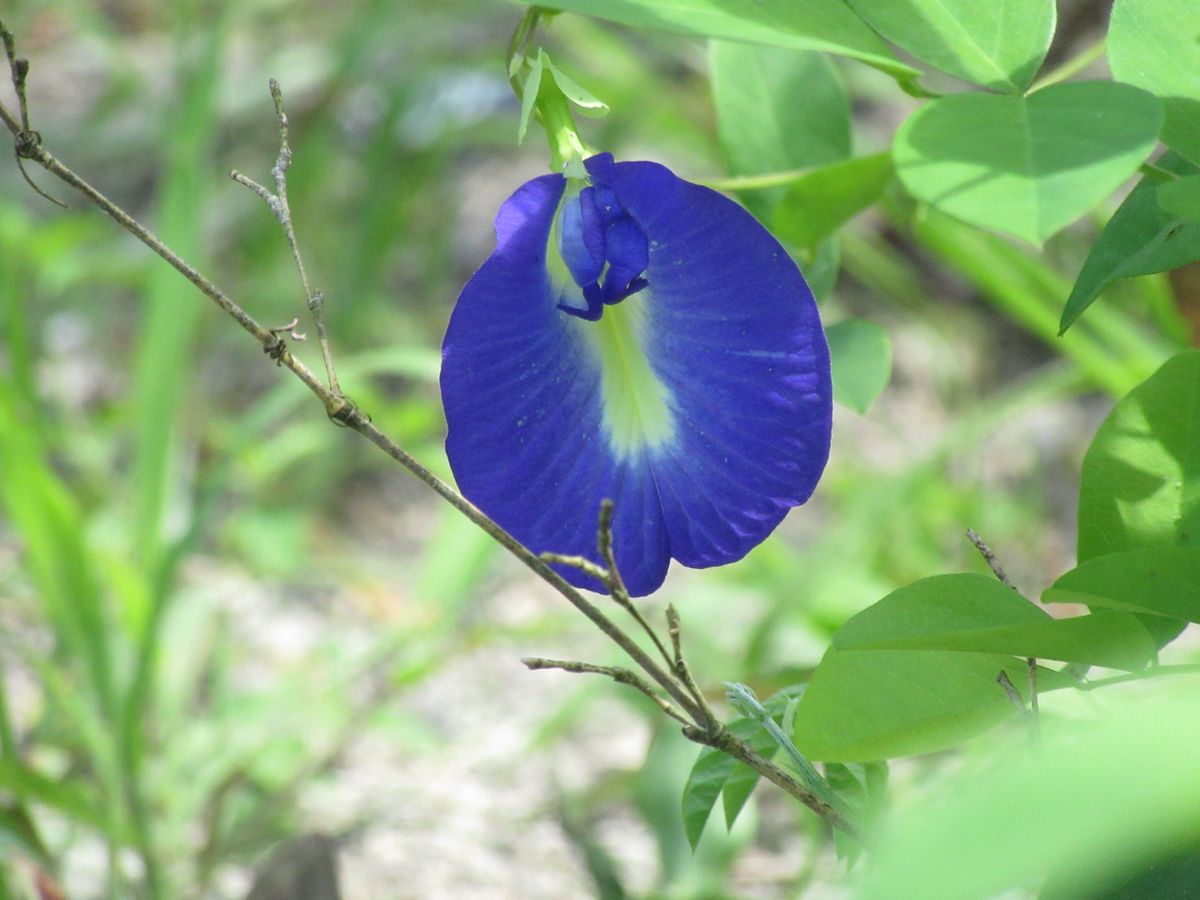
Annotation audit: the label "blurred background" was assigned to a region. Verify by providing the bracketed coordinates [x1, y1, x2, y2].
[0, 0, 1191, 897]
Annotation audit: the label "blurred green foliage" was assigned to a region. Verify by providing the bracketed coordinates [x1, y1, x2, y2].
[0, 0, 1198, 897]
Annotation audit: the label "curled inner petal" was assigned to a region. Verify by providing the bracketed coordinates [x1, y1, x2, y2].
[553, 174, 650, 319]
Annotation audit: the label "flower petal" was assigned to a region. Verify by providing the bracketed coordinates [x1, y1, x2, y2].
[585, 154, 831, 568]
[441, 174, 670, 594]
[441, 157, 831, 596]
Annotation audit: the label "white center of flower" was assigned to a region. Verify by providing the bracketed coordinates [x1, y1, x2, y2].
[574, 289, 675, 458]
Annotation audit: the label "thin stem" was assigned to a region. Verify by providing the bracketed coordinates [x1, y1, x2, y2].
[522, 657, 691, 726]
[1029, 37, 1106, 93]
[230, 79, 341, 393]
[682, 723, 860, 840]
[996, 671, 1027, 714]
[595, 500, 676, 674]
[1139, 161, 1176, 184]
[700, 167, 810, 192]
[1027, 657, 1041, 748]
[1079, 663, 1200, 691]
[965, 528, 1018, 592]
[666, 605, 717, 728]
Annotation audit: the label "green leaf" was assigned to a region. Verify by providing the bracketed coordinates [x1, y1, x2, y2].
[893, 81, 1163, 245]
[832, 573, 1158, 670]
[1061, 153, 1200, 333]
[682, 743, 739, 851]
[846, 0, 1055, 92]
[544, 55, 609, 118]
[826, 318, 893, 415]
[682, 688, 804, 848]
[773, 153, 893, 249]
[1157, 174, 1200, 224]
[1045, 548, 1200, 623]
[0, 760, 111, 835]
[860, 681, 1200, 899]
[517, 53, 544, 144]
[1108, 0, 1200, 165]
[1077, 351, 1200, 561]
[793, 648, 1056, 761]
[528, 0, 918, 79]
[798, 236, 840, 302]
[711, 42, 850, 178]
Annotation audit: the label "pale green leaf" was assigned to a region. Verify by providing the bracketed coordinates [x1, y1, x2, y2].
[847, 0, 1055, 92]
[893, 82, 1162, 245]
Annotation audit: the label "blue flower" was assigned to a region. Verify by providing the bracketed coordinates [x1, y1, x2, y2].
[441, 153, 832, 596]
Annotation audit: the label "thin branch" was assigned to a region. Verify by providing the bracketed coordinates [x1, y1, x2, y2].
[522, 657, 691, 726]
[970, 530, 1041, 737]
[666, 604, 717, 729]
[1, 21, 67, 207]
[594, 500, 677, 674]
[538, 552, 609, 584]
[682, 723, 860, 840]
[996, 671, 1027, 715]
[1028, 37, 1106, 93]
[230, 79, 340, 394]
[965, 528, 1017, 591]
[1027, 657, 1041, 749]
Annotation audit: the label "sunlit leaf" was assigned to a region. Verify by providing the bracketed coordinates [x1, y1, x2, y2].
[1045, 547, 1200, 623]
[711, 42, 850, 178]
[1108, 0, 1200, 164]
[846, 0, 1055, 92]
[833, 573, 1158, 670]
[1077, 351, 1200, 561]
[893, 82, 1162, 245]
[527, 0, 918, 78]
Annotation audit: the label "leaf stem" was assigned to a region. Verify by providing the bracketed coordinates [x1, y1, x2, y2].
[1028, 37, 1106, 93]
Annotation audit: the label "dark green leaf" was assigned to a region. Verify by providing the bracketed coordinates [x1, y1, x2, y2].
[797, 236, 840, 302]
[1108, 0, 1200, 165]
[682, 745, 738, 850]
[1045, 547, 1200, 623]
[1044, 846, 1200, 900]
[773, 153, 893, 249]
[846, 0, 1055, 92]
[833, 573, 1158, 670]
[826, 318, 892, 415]
[1061, 154, 1200, 334]
[1157, 175, 1200, 224]
[0, 760, 111, 835]
[528, 0, 918, 78]
[711, 42, 849, 178]
[1077, 351, 1200, 561]
[893, 82, 1162, 245]
[517, 54, 544, 144]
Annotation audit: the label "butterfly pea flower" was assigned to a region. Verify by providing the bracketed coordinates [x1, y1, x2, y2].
[441, 153, 831, 596]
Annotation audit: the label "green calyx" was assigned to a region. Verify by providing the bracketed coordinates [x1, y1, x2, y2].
[509, 18, 607, 174]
